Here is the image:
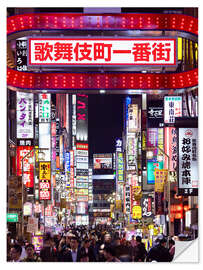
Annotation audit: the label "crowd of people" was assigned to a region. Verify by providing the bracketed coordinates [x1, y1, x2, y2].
[7, 225, 175, 262]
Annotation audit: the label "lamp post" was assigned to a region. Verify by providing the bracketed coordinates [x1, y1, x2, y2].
[21, 147, 48, 238]
[146, 146, 171, 237]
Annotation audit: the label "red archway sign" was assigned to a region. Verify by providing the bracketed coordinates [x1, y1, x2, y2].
[7, 13, 198, 90]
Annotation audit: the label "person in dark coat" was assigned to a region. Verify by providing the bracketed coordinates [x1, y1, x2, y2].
[62, 236, 81, 262]
[80, 239, 97, 262]
[132, 236, 147, 262]
[146, 238, 172, 262]
[40, 238, 57, 262]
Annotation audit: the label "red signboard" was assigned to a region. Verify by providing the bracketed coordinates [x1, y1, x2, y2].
[76, 143, 88, 150]
[39, 162, 51, 200]
[164, 127, 177, 171]
[17, 146, 34, 188]
[7, 14, 198, 36]
[7, 67, 198, 90]
[29, 38, 177, 66]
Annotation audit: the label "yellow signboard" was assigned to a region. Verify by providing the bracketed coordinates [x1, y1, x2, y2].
[39, 162, 51, 180]
[131, 186, 142, 200]
[132, 205, 142, 219]
[116, 200, 122, 210]
[154, 169, 168, 192]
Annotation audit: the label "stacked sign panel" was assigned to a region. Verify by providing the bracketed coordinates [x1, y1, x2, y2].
[178, 128, 198, 196]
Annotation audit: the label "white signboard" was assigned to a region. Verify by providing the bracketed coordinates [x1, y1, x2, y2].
[178, 128, 198, 196]
[17, 92, 34, 139]
[76, 182, 89, 188]
[76, 162, 89, 169]
[29, 38, 176, 66]
[164, 96, 182, 124]
[77, 150, 88, 156]
[27, 217, 38, 233]
[77, 156, 88, 163]
[39, 123, 51, 161]
[39, 93, 51, 123]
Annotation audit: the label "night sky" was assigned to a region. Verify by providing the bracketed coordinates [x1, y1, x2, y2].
[88, 94, 124, 159]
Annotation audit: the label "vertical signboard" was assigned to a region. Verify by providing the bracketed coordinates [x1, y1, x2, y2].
[154, 169, 168, 192]
[39, 162, 51, 200]
[128, 104, 139, 133]
[147, 160, 163, 184]
[76, 94, 88, 142]
[124, 185, 131, 215]
[147, 128, 158, 147]
[126, 135, 138, 170]
[16, 92, 34, 139]
[141, 195, 154, 219]
[164, 127, 178, 171]
[8, 176, 22, 209]
[51, 121, 56, 171]
[39, 94, 51, 123]
[117, 152, 124, 183]
[17, 146, 34, 193]
[154, 192, 164, 215]
[16, 39, 27, 71]
[154, 169, 168, 215]
[147, 100, 164, 128]
[178, 128, 198, 195]
[164, 96, 182, 124]
[39, 123, 51, 161]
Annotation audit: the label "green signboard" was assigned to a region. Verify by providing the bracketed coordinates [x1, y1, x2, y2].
[7, 213, 18, 222]
[147, 160, 163, 184]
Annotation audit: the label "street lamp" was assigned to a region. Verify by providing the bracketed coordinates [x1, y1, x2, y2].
[21, 147, 48, 238]
[146, 146, 171, 237]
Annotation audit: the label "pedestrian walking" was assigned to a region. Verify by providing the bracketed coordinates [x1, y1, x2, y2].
[20, 244, 41, 262]
[146, 238, 172, 262]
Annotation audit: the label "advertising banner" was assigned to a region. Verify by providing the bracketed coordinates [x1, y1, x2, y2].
[39, 93, 51, 123]
[131, 186, 142, 201]
[77, 150, 88, 157]
[127, 135, 138, 170]
[8, 176, 22, 209]
[116, 152, 124, 183]
[76, 189, 88, 196]
[164, 96, 182, 124]
[76, 182, 89, 188]
[29, 38, 177, 66]
[77, 195, 89, 202]
[93, 154, 112, 169]
[154, 169, 168, 192]
[154, 192, 164, 215]
[76, 94, 88, 142]
[27, 217, 38, 233]
[16, 92, 34, 139]
[77, 202, 88, 214]
[39, 162, 51, 200]
[128, 104, 139, 133]
[16, 146, 34, 191]
[76, 142, 88, 150]
[147, 160, 163, 184]
[32, 235, 43, 252]
[141, 195, 154, 218]
[164, 127, 178, 171]
[124, 185, 131, 214]
[76, 162, 89, 170]
[7, 213, 18, 223]
[23, 202, 32, 216]
[132, 206, 142, 219]
[178, 128, 198, 195]
[147, 128, 158, 147]
[16, 39, 27, 71]
[39, 123, 51, 161]
[147, 100, 164, 128]
[115, 138, 122, 152]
